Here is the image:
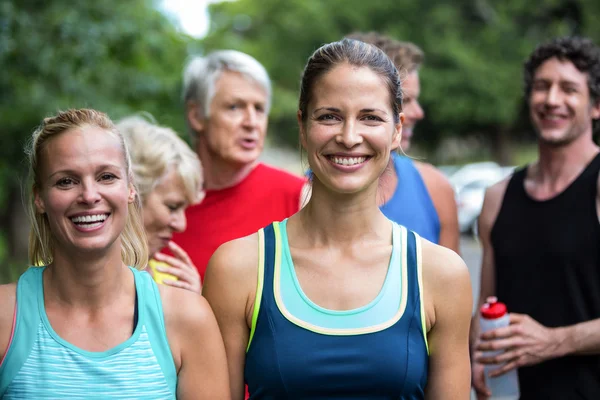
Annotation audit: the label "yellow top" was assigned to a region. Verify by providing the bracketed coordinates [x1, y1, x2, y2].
[147, 259, 178, 284]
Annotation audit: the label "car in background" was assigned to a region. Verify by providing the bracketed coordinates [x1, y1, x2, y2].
[447, 162, 516, 234]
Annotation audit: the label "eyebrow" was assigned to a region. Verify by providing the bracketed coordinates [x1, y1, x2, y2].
[534, 78, 583, 87]
[313, 107, 388, 114]
[47, 164, 122, 180]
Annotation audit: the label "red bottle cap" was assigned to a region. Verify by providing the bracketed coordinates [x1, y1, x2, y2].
[480, 296, 507, 319]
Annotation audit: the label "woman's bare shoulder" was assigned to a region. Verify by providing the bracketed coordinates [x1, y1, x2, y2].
[0, 283, 17, 361]
[205, 232, 260, 285]
[420, 239, 471, 295]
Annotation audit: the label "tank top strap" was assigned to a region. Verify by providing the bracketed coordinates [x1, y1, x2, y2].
[581, 152, 600, 184]
[0, 267, 44, 395]
[246, 223, 277, 352]
[131, 267, 177, 394]
[403, 226, 429, 354]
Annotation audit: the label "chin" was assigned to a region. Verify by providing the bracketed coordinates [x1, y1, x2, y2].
[230, 151, 261, 167]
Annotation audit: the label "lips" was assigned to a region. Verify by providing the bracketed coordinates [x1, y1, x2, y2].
[239, 138, 259, 150]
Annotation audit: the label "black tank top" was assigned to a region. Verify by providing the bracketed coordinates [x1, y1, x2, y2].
[491, 153, 600, 399]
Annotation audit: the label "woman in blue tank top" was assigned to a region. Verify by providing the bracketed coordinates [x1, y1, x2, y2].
[203, 39, 472, 399]
[0, 109, 229, 399]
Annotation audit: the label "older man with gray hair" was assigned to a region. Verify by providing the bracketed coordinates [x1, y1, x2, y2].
[174, 50, 306, 280]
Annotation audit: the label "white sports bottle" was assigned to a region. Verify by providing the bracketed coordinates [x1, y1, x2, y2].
[479, 296, 520, 400]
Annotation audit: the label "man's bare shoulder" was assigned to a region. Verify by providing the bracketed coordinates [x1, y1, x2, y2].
[478, 176, 512, 234]
[413, 160, 453, 189]
[413, 160, 456, 204]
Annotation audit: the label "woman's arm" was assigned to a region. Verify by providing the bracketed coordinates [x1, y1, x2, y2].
[203, 235, 259, 400]
[161, 285, 230, 399]
[421, 241, 473, 399]
[0, 284, 16, 365]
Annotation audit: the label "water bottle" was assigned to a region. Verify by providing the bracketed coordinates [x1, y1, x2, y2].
[479, 296, 520, 400]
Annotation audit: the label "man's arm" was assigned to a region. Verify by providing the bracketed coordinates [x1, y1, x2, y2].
[414, 161, 460, 254]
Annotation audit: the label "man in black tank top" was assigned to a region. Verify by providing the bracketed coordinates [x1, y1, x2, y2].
[470, 36, 600, 399]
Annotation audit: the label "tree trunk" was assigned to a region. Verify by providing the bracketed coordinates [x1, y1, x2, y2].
[491, 127, 512, 166]
[5, 184, 29, 262]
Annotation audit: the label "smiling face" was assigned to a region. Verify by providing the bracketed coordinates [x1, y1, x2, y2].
[529, 57, 600, 146]
[142, 168, 193, 256]
[400, 71, 424, 151]
[190, 70, 268, 168]
[300, 63, 402, 194]
[34, 126, 135, 257]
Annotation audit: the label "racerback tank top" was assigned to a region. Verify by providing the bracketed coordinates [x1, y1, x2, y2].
[244, 219, 429, 399]
[0, 266, 177, 399]
[491, 153, 600, 399]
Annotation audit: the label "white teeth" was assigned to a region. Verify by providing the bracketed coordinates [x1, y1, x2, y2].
[331, 156, 367, 166]
[71, 214, 108, 223]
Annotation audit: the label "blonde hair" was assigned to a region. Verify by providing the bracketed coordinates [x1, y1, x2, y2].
[25, 108, 149, 269]
[116, 115, 203, 205]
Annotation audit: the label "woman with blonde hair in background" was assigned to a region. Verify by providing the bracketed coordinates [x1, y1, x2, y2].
[117, 115, 204, 293]
[0, 109, 229, 398]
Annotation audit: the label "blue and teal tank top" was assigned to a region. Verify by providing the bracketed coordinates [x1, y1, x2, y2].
[244, 219, 429, 399]
[0, 266, 177, 399]
[380, 153, 440, 244]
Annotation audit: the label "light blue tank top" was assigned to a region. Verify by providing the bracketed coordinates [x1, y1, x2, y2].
[380, 153, 440, 243]
[0, 267, 177, 399]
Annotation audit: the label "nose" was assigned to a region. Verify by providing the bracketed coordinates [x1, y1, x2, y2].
[413, 101, 424, 121]
[545, 85, 561, 107]
[405, 101, 424, 122]
[335, 120, 363, 148]
[170, 210, 187, 233]
[79, 180, 101, 204]
[243, 106, 258, 128]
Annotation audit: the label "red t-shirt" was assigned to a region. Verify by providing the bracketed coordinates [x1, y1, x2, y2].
[173, 163, 306, 280]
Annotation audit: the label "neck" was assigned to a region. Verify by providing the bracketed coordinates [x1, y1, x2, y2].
[535, 134, 599, 185]
[377, 156, 397, 206]
[295, 179, 390, 246]
[44, 244, 130, 309]
[196, 141, 257, 190]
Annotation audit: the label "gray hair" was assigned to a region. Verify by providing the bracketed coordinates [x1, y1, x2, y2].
[182, 50, 272, 131]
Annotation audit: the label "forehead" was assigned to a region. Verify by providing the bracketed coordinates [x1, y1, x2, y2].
[153, 168, 187, 198]
[310, 64, 392, 109]
[402, 71, 420, 96]
[40, 126, 126, 174]
[533, 57, 589, 87]
[212, 70, 268, 103]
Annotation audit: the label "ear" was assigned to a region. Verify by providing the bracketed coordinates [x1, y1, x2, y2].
[128, 185, 136, 204]
[391, 113, 404, 150]
[33, 185, 46, 214]
[592, 100, 600, 120]
[298, 110, 308, 150]
[186, 101, 205, 134]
